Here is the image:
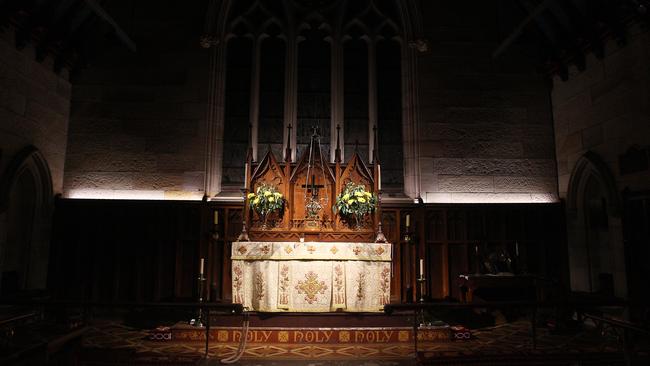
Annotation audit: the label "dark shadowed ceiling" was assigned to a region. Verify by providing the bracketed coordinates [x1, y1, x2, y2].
[1, 0, 648, 80]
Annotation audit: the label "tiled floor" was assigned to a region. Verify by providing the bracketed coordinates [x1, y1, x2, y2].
[80, 319, 648, 365]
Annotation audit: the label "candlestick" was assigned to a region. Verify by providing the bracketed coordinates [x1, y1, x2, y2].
[244, 162, 248, 189]
[214, 210, 219, 225]
[416, 275, 426, 303]
[406, 214, 410, 228]
[515, 241, 519, 257]
[191, 259, 207, 327]
[419, 258, 424, 276]
[377, 164, 381, 190]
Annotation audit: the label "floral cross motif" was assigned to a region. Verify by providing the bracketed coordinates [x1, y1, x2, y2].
[295, 271, 328, 304]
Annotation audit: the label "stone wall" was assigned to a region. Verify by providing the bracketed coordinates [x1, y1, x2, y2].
[551, 25, 650, 298]
[553, 27, 650, 197]
[416, 2, 558, 203]
[62, 2, 561, 202]
[0, 30, 70, 290]
[0, 31, 70, 194]
[63, 1, 208, 200]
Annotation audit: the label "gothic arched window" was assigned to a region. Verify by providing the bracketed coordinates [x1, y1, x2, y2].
[206, 0, 419, 196]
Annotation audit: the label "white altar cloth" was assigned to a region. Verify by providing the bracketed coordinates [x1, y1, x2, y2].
[231, 242, 392, 312]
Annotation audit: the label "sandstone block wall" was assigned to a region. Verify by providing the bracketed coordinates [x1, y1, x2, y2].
[552, 26, 650, 196]
[63, 2, 208, 200]
[552, 25, 650, 299]
[0, 30, 70, 290]
[416, 2, 558, 203]
[0, 31, 70, 194]
[62, 2, 561, 202]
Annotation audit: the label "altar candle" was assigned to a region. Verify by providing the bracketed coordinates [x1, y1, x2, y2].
[406, 214, 410, 228]
[419, 259, 424, 276]
[214, 210, 219, 225]
[199, 258, 204, 275]
[244, 162, 249, 188]
[515, 241, 519, 257]
[377, 164, 382, 190]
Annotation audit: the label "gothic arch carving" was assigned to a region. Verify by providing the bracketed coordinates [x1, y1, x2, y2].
[566, 151, 621, 218]
[0, 146, 53, 214]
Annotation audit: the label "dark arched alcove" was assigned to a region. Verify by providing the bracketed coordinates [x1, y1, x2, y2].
[0, 146, 53, 294]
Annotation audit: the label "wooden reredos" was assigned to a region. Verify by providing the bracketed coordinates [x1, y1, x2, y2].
[243, 145, 381, 242]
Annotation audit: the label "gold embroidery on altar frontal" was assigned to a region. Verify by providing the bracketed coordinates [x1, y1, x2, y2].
[231, 255, 390, 261]
[278, 264, 290, 307]
[356, 270, 366, 301]
[295, 271, 328, 304]
[232, 264, 244, 303]
[254, 272, 265, 300]
[380, 266, 391, 304]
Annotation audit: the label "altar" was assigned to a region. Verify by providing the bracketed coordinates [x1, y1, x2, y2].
[228, 127, 393, 312]
[232, 241, 391, 312]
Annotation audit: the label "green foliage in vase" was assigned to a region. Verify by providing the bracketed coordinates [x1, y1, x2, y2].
[333, 182, 377, 218]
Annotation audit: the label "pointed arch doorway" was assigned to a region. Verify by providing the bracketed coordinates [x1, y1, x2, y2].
[0, 146, 53, 294]
[566, 152, 626, 298]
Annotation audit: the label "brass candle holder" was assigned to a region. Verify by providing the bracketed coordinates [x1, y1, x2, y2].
[191, 273, 206, 327]
[417, 275, 426, 303]
[374, 191, 387, 243]
[238, 189, 250, 241]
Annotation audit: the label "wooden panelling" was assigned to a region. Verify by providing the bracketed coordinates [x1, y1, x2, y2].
[49, 200, 567, 304]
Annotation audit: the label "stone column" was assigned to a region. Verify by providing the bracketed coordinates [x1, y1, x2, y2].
[204, 41, 228, 197]
[367, 40, 377, 164]
[401, 43, 421, 200]
[283, 36, 298, 162]
[330, 36, 344, 163]
[250, 37, 262, 162]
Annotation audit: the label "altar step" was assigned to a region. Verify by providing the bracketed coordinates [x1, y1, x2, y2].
[154, 322, 453, 360]
[208, 311, 414, 328]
